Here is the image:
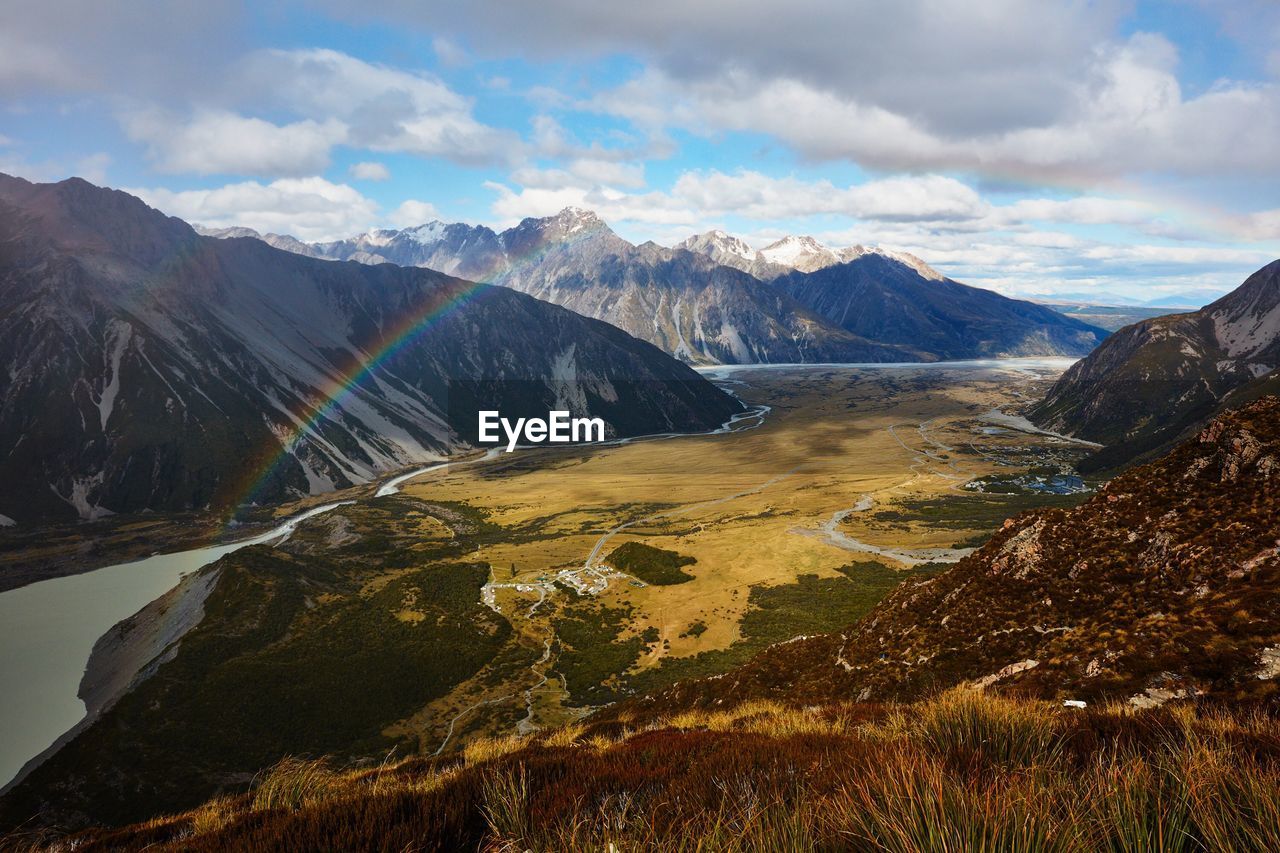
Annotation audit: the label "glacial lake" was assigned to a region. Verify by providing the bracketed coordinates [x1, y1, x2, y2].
[0, 502, 347, 789]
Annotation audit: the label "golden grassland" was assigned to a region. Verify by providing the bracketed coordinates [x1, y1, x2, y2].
[28, 690, 1280, 852]
[391, 365, 1086, 748]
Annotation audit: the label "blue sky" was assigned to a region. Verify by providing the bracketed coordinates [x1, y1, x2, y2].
[4, 0, 1280, 302]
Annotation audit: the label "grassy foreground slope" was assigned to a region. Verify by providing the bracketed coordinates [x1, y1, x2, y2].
[20, 693, 1280, 851]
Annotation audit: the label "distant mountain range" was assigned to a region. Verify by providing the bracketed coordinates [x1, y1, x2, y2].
[0, 174, 743, 525]
[202, 213, 1108, 364]
[1031, 259, 1280, 470]
[1043, 290, 1230, 310]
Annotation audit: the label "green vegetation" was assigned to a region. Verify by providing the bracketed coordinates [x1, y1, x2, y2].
[0, 499, 522, 830]
[552, 602, 643, 704]
[604, 541, 697, 585]
[680, 620, 708, 639]
[874, 490, 1088, 532]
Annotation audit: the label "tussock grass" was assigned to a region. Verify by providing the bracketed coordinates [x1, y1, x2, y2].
[463, 733, 528, 766]
[187, 795, 238, 837]
[541, 721, 587, 748]
[913, 688, 1064, 768]
[481, 768, 531, 849]
[30, 692, 1280, 852]
[250, 757, 345, 812]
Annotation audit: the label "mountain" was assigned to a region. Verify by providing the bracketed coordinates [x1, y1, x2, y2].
[611, 395, 1280, 716]
[774, 253, 1108, 359]
[672, 229, 788, 280]
[1036, 301, 1182, 332]
[0, 174, 743, 526]
[192, 226, 324, 259]
[207, 215, 1105, 365]
[675, 229, 945, 282]
[1030, 260, 1280, 469]
[1145, 289, 1231, 309]
[476, 211, 921, 364]
[208, 212, 923, 365]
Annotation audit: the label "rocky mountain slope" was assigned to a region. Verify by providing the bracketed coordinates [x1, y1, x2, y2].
[610, 395, 1280, 717]
[0, 175, 742, 526]
[1030, 260, 1280, 469]
[214, 213, 1104, 364]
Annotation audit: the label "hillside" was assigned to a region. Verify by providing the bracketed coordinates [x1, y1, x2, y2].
[609, 396, 1280, 719]
[1031, 260, 1280, 469]
[0, 175, 743, 525]
[22, 684, 1280, 850]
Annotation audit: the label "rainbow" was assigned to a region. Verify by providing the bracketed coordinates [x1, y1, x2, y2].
[222, 223, 605, 524]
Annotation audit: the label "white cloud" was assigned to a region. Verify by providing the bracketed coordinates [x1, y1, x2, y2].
[132, 177, 381, 241]
[390, 199, 441, 225]
[75, 152, 111, 184]
[348, 0, 1125, 137]
[114, 48, 520, 178]
[666, 171, 989, 222]
[431, 37, 469, 68]
[235, 48, 521, 166]
[123, 109, 343, 176]
[586, 33, 1280, 184]
[510, 159, 646, 190]
[0, 0, 238, 98]
[349, 161, 390, 181]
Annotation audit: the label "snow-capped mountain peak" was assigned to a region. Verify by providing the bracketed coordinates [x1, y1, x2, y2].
[547, 207, 603, 234]
[676, 230, 760, 263]
[759, 235, 840, 272]
[402, 221, 449, 245]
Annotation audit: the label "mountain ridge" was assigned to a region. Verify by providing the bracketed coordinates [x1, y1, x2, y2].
[203, 211, 1106, 364]
[0, 174, 744, 525]
[1030, 259, 1280, 470]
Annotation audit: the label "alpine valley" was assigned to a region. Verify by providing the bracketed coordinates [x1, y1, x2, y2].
[10, 5, 1280, 850]
[5, 177, 1280, 852]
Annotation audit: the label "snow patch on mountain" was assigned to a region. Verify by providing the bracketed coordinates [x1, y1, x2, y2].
[95, 320, 132, 431]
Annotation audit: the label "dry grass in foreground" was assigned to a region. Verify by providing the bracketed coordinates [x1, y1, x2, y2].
[6, 691, 1280, 852]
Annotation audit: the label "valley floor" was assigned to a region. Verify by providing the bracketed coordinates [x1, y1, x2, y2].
[381, 360, 1094, 752]
[0, 359, 1099, 830]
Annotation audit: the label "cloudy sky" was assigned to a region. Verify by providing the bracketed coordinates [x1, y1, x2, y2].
[4, 0, 1280, 302]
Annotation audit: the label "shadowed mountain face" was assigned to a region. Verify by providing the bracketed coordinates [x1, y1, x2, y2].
[0, 175, 743, 525]
[212, 211, 1108, 366]
[1031, 260, 1280, 470]
[606, 396, 1280, 719]
[773, 254, 1108, 360]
